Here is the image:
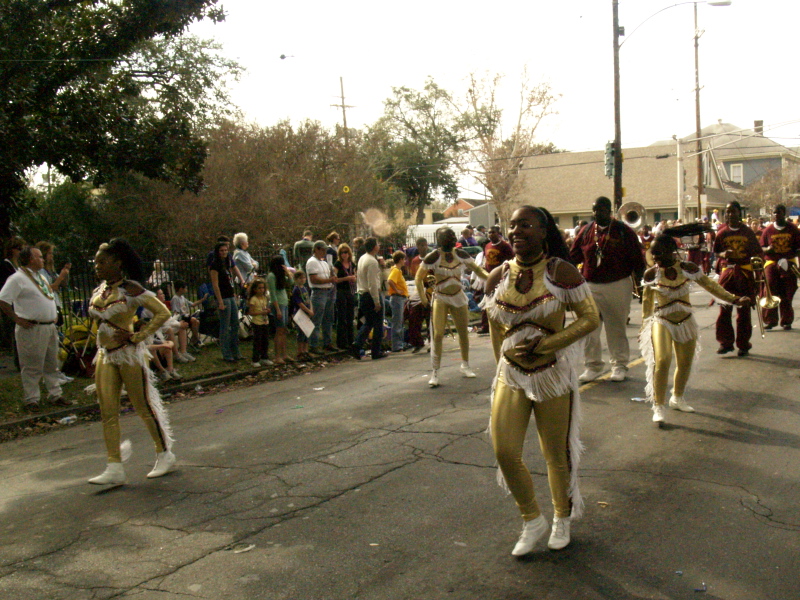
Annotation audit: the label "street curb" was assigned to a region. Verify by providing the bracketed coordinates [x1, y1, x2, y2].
[0, 350, 350, 434]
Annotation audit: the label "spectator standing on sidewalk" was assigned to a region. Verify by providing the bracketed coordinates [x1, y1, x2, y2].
[267, 256, 291, 364]
[293, 230, 315, 274]
[0, 236, 24, 356]
[306, 240, 337, 353]
[247, 278, 272, 367]
[210, 241, 242, 362]
[333, 243, 357, 350]
[569, 196, 645, 383]
[387, 251, 409, 352]
[408, 238, 429, 278]
[232, 232, 259, 286]
[0, 246, 70, 412]
[351, 237, 386, 361]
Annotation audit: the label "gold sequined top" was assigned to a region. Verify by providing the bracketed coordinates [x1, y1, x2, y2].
[89, 280, 171, 352]
[488, 256, 599, 373]
[641, 262, 737, 325]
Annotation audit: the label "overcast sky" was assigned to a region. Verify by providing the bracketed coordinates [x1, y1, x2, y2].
[191, 0, 799, 194]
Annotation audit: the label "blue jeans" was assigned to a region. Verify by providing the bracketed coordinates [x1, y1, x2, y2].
[219, 297, 240, 360]
[309, 288, 335, 348]
[389, 295, 407, 351]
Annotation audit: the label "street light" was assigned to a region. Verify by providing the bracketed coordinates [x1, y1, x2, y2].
[612, 0, 731, 216]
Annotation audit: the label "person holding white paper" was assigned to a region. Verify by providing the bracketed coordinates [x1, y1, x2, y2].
[290, 271, 314, 360]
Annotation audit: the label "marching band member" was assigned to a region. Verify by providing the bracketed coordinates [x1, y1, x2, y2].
[713, 201, 763, 356]
[415, 227, 488, 387]
[640, 233, 749, 425]
[484, 206, 599, 555]
[759, 204, 800, 330]
[88, 239, 176, 485]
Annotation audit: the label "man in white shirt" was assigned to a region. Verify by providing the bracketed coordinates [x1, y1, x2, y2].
[0, 246, 70, 412]
[306, 240, 337, 353]
[351, 237, 387, 361]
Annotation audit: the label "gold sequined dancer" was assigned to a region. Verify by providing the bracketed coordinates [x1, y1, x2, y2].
[415, 227, 488, 387]
[87, 239, 177, 485]
[484, 206, 599, 556]
[640, 234, 749, 425]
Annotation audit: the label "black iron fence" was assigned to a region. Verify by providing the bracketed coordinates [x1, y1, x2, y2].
[58, 249, 279, 328]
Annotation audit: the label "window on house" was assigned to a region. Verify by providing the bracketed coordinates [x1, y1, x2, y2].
[730, 164, 744, 185]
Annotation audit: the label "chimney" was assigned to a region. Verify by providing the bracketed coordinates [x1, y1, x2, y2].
[754, 120, 764, 136]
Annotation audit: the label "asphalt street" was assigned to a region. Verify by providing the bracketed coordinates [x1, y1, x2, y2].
[1, 286, 798, 600]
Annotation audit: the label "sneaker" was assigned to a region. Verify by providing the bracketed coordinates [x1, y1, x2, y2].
[175, 353, 189, 363]
[652, 404, 666, 424]
[783, 324, 792, 331]
[349, 344, 362, 360]
[428, 370, 439, 387]
[169, 370, 183, 380]
[716, 346, 734, 355]
[251, 362, 261, 368]
[609, 367, 627, 382]
[460, 362, 476, 378]
[262, 359, 275, 366]
[147, 451, 176, 478]
[511, 515, 549, 556]
[88, 462, 126, 485]
[57, 373, 74, 383]
[765, 324, 775, 330]
[669, 395, 695, 412]
[25, 402, 41, 413]
[548, 516, 571, 550]
[578, 368, 603, 383]
[737, 348, 749, 357]
[183, 353, 196, 362]
[157, 371, 171, 382]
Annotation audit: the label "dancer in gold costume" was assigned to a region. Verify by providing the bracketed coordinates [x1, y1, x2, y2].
[87, 239, 176, 485]
[415, 227, 488, 387]
[640, 234, 750, 426]
[483, 206, 599, 555]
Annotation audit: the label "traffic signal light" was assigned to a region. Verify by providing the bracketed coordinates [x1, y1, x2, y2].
[604, 141, 615, 178]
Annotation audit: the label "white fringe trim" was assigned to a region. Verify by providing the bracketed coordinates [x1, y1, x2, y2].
[93, 344, 174, 452]
[487, 341, 586, 519]
[639, 316, 701, 405]
[655, 302, 693, 318]
[432, 291, 468, 308]
[639, 317, 656, 404]
[542, 278, 592, 305]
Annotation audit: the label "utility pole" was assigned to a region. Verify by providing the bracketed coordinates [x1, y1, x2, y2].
[612, 0, 623, 211]
[693, 2, 704, 220]
[331, 76, 353, 148]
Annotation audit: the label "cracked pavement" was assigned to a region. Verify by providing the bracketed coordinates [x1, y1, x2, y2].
[1, 289, 799, 599]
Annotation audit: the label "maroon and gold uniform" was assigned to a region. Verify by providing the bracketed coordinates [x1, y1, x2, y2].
[759, 222, 800, 328]
[713, 225, 762, 351]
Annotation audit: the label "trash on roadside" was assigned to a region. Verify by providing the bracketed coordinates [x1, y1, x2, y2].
[215, 408, 224, 414]
[194, 384, 203, 392]
[597, 501, 609, 507]
[694, 583, 707, 593]
[630, 397, 647, 402]
[369, 543, 379, 546]
[57, 415, 78, 425]
[675, 571, 683, 575]
[292, 405, 304, 409]
[225, 543, 255, 554]
[454, 542, 467, 547]
[313, 387, 324, 391]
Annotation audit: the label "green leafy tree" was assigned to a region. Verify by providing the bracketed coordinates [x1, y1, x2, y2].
[372, 80, 461, 224]
[0, 0, 225, 235]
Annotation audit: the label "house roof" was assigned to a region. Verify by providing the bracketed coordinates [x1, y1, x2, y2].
[515, 143, 735, 217]
[652, 122, 800, 162]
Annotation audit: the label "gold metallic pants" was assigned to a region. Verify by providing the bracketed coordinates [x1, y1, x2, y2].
[651, 322, 696, 406]
[491, 371, 572, 520]
[431, 300, 469, 370]
[95, 354, 167, 462]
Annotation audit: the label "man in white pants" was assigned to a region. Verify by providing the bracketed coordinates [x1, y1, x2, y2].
[0, 246, 70, 412]
[569, 197, 645, 382]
